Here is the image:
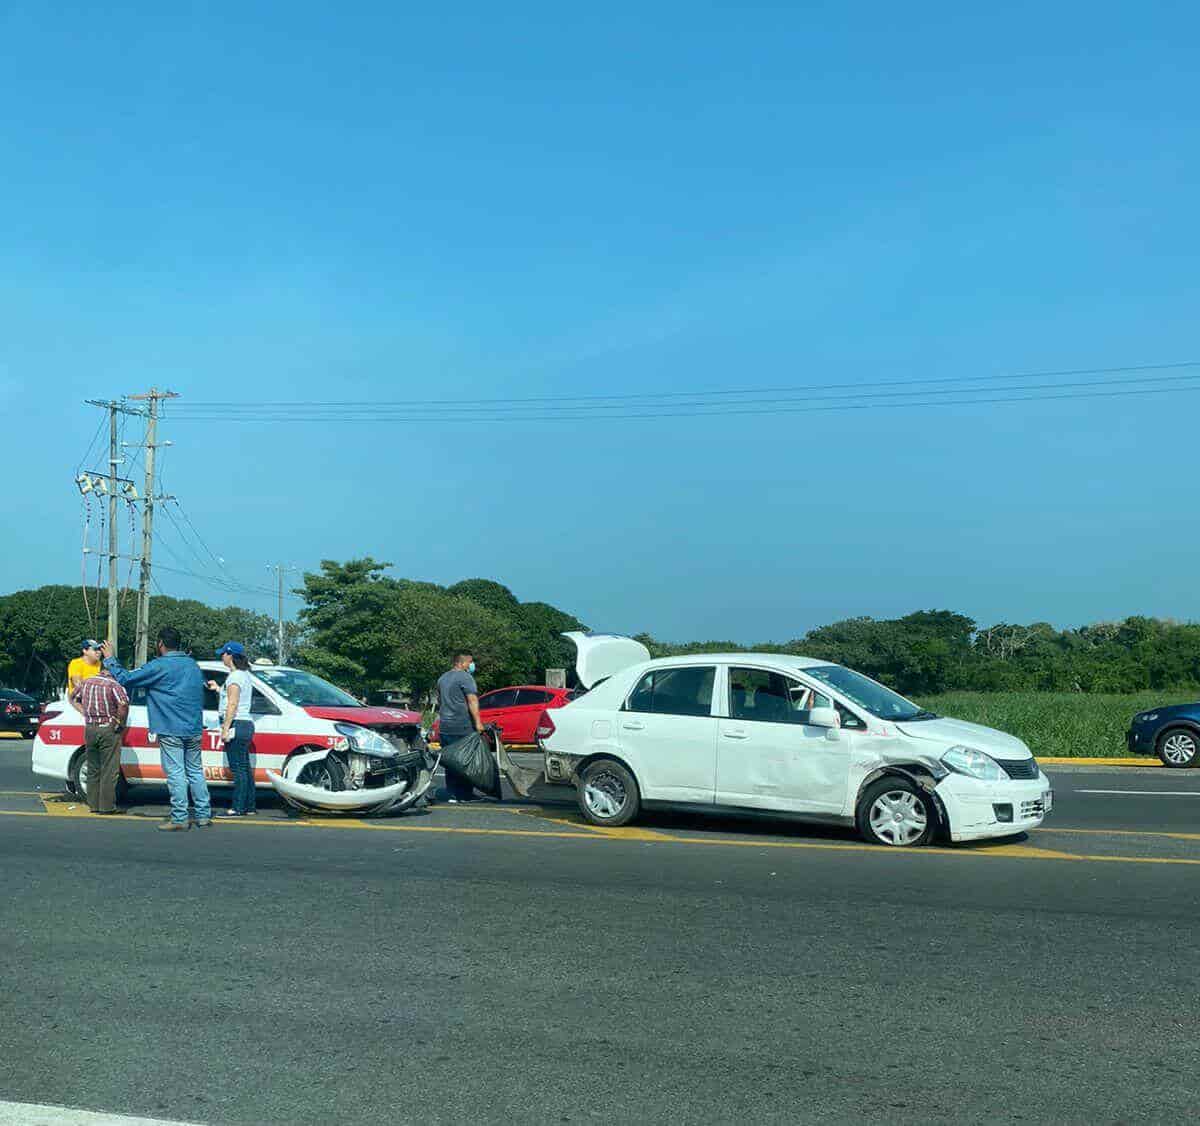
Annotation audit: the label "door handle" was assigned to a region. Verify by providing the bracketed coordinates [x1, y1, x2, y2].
[723, 729, 748, 740]
[621, 721, 646, 731]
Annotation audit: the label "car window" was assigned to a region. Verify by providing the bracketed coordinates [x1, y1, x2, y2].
[729, 668, 833, 725]
[203, 670, 228, 712]
[515, 689, 554, 707]
[480, 689, 518, 710]
[626, 666, 716, 717]
[250, 690, 281, 716]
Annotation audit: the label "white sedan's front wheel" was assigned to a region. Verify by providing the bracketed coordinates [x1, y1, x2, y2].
[856, 777, 934, 847]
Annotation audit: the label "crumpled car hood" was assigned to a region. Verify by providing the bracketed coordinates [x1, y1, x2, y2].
[894, 716, 1031, 759]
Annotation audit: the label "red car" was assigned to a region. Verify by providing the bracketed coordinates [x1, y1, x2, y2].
[434, 685, 579, 746]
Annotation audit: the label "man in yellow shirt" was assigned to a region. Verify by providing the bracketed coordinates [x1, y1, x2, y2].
[67, 640, 103, 698]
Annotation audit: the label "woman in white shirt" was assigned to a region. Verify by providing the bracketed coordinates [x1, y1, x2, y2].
[208, 641, 256, 817]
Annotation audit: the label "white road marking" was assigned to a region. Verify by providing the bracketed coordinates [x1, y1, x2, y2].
[1074, 789, 1200, 796]
[0, 1102, 199, 1125]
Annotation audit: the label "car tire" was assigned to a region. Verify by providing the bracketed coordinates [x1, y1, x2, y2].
[1156, 728, 1200, 768]
[577, 759, 641, 827]
[69, 750, 130, 804]
[856, 776, 935, 847]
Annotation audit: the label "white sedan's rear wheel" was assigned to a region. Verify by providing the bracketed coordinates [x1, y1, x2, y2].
[577, 759, 640, 827]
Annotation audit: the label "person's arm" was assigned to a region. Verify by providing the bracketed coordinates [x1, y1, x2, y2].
[100, 643, 165, 691]
[467, 692, 483, 733]
[222, 682, 240, 740]
[113, 689, 129, 731]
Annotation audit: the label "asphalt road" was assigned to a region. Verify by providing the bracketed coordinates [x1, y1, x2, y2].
[2, 740, 1199, 1124]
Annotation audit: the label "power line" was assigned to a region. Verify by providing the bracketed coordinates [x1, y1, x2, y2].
[165, 379, 1200, 424]
[166, 360, 1200, 412]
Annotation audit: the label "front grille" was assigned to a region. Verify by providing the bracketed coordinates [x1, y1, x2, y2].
[1020, 798, 1045, 819]
[1000, 757, 1039, 780]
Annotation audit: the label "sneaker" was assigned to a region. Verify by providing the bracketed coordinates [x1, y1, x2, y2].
[156, 820, 190, 832]
[194, 818, 213, 828]
[218, 810, 243, 818]
[446, 797, 459, 804]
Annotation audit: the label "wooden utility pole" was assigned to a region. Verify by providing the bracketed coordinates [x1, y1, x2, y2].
[107, 405, 120, 655]
[129, 388, 178, 664]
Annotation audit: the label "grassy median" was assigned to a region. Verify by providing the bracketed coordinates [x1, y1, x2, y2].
[913, 690, 1199, 758]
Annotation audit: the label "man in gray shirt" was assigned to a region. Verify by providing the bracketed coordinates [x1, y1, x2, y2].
[436, 650, 484, 802]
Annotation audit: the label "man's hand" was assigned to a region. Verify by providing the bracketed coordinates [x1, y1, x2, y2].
[206, 680, 220, 692]
[100, 640, 114, 660]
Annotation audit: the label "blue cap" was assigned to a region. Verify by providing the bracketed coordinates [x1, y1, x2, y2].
[215, 641, 246, 657]
[82, 639, 101, 651]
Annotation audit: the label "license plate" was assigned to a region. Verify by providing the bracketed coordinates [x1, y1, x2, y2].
[1043, 789, 1053, 813]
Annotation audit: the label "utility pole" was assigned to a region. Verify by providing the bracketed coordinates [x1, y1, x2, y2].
[107, 406, 119, 655]
[84, 399, 143, 658]
[267, 564, 297, 663]
[128, 388, 178, 665]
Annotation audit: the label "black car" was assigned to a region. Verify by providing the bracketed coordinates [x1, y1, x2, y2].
[0, 689, 40, 739]
[1127, 703, 1200, 767]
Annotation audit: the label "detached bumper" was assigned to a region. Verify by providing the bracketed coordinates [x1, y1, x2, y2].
[936, 774, 1052, 843]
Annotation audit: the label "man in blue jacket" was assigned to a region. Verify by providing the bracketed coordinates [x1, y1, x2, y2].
[100, 626, 210, 831]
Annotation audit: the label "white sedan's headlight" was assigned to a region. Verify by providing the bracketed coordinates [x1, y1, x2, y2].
[941, 745, 1006, 782]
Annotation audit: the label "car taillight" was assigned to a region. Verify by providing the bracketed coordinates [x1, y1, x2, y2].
[536, 711, 556, 740]
[40, 709, 61, 724]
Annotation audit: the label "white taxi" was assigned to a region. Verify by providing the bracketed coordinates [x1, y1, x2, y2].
[32, 662, 426, 807]
[540, 634, 1053, 846]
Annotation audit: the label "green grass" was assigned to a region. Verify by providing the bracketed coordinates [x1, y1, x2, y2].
[913, 691, 1200, 758]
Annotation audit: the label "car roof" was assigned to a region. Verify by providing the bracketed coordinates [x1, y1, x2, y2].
[646, 653, 834, 670]
[482, 684, 568, 693]
[197, 661, 299, 673]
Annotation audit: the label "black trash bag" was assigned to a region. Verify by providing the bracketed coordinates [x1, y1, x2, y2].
[439, 729, 503, 799]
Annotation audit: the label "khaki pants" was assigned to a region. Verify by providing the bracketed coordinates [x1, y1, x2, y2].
[84, 724, 122, 812]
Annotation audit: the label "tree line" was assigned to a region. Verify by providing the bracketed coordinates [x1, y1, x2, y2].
[3, 568, 1199, 701]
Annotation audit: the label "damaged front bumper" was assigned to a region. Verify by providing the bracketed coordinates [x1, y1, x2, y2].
[936, 773, 1053, 842]
[266, 769, 417, 813]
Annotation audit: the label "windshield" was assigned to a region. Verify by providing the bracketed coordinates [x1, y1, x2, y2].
[253, 668, 362, 708]
[803, 665, 926, 721]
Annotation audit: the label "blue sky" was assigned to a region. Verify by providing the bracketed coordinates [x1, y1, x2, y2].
[2, 0, 1197, 642]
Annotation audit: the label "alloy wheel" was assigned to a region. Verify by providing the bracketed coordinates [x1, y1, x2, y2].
[1161, 732, 1197, 766]
[869, 789, 928, 846]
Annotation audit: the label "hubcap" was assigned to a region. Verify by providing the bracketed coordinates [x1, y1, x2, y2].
[583, 771, 626, 820]
[1162, 734, 1196, 766]
[869, 790, 927, 846]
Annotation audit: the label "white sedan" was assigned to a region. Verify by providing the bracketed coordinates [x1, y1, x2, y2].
[539, 634, 1051, 846]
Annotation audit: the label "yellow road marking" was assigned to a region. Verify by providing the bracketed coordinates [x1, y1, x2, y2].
[511, 807, 676, 841]
[1032, 826, 1200, 842]
[4, 805, 1200, 866]
[38, 795, 93, 817]
[1039, 757, 1157, 766]
[0, 790, 43, 796]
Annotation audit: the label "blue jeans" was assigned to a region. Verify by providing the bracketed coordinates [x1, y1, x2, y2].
[159, 734, 211, 824]
[224, 720, 256, 813]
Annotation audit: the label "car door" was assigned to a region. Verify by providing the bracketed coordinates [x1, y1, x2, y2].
[507, 689, 555, 744]
[200, 670, 229, 784]
[119, 684, 156, 783]
[617, 665, 718, 803]
[477, 689, 519, 737]
[716, 666, 851, 815]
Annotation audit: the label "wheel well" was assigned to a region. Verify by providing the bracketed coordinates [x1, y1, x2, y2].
[1156, 723, 1200, 744]
[572, 752, 641, 793]
[856, 765, 948, 830]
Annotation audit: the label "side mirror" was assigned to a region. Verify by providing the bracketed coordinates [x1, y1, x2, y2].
[806, 706, 840, 729]
[807, 706, 842, 739]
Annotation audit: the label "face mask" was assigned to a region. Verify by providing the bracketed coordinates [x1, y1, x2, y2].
[468, 661, 476, 675]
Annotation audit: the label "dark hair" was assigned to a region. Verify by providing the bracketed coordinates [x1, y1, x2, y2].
[158, 626, 182, 651]
[453, 650, 473, 663]
[230, 653, 250, 671]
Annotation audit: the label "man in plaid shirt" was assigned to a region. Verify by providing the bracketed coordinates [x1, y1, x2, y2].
[72, 665, 130, 814]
